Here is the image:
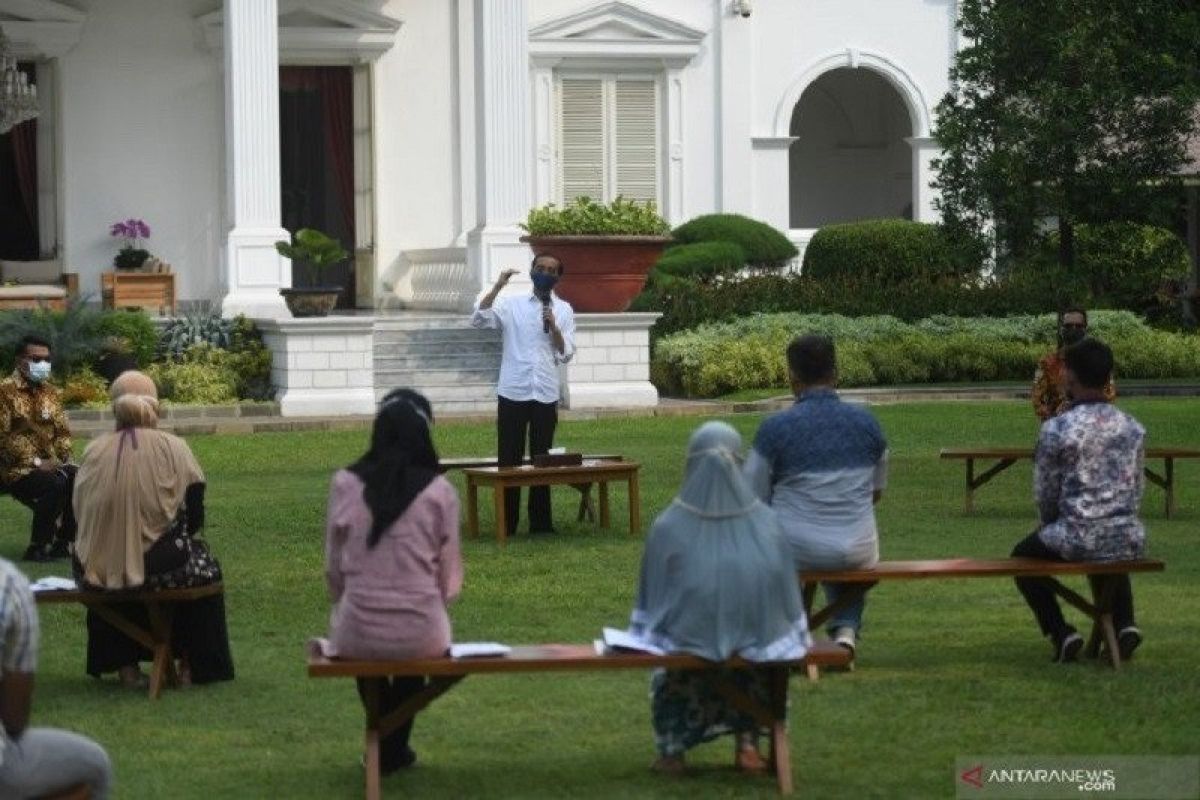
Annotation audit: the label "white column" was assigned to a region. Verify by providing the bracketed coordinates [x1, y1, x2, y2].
[466, 0, 533, 292]
[34, 61, 58, 258]
[221, 0, 290, 318]
[750, 136, 797, 234]
[664, 68, 685, 225]
[906, 136, 942, 223]
[715, 3, 754, 212]
[531, 61, 557, 207]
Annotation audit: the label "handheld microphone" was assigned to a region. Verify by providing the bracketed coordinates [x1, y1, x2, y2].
[539, 290, 551, 333]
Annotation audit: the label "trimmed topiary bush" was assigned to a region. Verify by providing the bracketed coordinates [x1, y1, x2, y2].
[95, 310, 158, 367]
[669, 214, 797, 267]
[801, 219, 960, 285]
[652, 241, 747, 284]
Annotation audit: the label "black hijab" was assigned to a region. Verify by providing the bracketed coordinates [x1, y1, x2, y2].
[348, 389, 440, 548]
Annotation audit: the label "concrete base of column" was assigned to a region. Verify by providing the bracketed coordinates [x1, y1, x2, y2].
[223, 227, 292, 318]
[467, 225, 533, 292]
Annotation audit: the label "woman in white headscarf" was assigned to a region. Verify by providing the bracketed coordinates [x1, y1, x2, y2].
[630, 420, 810, 775]
[72, 371, 233, 688]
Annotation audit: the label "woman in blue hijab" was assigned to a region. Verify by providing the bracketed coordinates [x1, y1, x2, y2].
[630, 421, 811, 775]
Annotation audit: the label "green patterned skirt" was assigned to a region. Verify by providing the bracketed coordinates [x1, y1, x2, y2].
[650, 667, 771, 757]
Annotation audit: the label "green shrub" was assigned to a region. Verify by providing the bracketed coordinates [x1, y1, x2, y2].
[0, 302, 106, 377]
[801, 220, 960, 285]
[148, 348, 238, 405]
[1012, 223, 1190, 322]
[522, 196, 670, 236]
[58, 367, 110, 408]
[669, 214, 797, 267]
[652, 242, 747, 284]
[158, 305, 233, 359]
[650, 311, 1198, 397]
[95, 310, 158, 367]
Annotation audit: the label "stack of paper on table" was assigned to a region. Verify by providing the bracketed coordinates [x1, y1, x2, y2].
[595, 627, 665, 656]
[449, 642, 511, 658]
[30, 576, 76, 592]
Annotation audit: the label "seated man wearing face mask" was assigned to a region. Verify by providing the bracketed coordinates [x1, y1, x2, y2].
[1032, 308, 1115, 422]
[470, 255, 576, 537]
[0, 335, 77, 563]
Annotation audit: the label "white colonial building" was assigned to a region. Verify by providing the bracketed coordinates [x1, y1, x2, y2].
[0, 0, 958, 414]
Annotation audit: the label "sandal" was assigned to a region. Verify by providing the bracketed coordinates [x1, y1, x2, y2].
[734, 734, 767, 773]
[651, 755, 686, 776]
[118, 665, 149, 690]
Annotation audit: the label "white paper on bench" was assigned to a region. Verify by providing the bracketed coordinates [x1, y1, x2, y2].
[449, 642, 512, 658]
[601, 627, 665, 656]
[30, 576, 76, 592]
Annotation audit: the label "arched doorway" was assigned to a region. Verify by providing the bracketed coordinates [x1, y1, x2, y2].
[789, 68, 913, 229]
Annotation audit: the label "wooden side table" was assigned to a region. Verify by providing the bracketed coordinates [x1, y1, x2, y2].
[101, 271, 176, 315]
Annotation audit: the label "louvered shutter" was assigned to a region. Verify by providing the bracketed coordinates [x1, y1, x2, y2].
[557, 78, 605, 203]
[612, 79, 658, 203]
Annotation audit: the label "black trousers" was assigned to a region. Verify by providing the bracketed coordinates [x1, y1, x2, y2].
[356, 676, 425, 770]
[496, 396, 557, 535]
[1011, 531, 1135, 637]
[9, 464, 77, 547]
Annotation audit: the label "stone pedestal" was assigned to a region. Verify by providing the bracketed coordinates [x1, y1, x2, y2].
[258, 317, 375, 416]
[562, 313, 661, 409]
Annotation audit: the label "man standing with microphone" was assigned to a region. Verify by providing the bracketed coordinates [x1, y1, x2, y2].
[471, 255, 576, 538]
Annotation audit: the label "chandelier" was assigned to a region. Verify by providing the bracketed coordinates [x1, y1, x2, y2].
[0, 27, 38, 135]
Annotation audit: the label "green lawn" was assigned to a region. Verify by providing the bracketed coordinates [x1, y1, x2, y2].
[7, 398, 1199, 799]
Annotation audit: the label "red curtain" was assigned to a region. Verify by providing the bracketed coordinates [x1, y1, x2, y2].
[279, 67, 355, 237]
[11, 119, 38, 242]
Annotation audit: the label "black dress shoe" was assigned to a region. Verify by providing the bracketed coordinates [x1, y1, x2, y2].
[22, 544, 53, 563]
[47, 540, 72, 559]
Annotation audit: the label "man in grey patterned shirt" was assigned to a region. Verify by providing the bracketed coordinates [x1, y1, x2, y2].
[1011, 338, 1146, 663]
[0, 557, 113, 798]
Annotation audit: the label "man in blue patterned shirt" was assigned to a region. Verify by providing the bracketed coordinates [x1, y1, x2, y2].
[1011, 338, 1146, 663]
[744, 335, 888, 658]
[0, 557, 112, 797]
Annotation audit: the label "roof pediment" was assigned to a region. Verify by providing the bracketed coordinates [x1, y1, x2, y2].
[0, 0, 85, 58]
[530, 2, 706, 67]
[197, 0, 401, 64]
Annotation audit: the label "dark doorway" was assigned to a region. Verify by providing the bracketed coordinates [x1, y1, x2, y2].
[0, 64, 39, 261]
[279, 66, 355, 307]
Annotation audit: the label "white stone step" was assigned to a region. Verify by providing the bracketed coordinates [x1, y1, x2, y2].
[374, 351, 502, 370]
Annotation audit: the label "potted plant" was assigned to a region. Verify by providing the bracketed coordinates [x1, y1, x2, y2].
[109, 218, 153, 270]
[519, 197, 672, 312]
[274, 228, 349, 317]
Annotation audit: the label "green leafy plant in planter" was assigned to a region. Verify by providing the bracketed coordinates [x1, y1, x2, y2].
[519, 196, 672, 312]
[274, 228, 349, 317]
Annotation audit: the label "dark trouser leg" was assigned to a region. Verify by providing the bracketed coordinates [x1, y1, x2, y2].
[56, 465, 78, 543]
[1089, 574, 1135, 631]
[1011, 531, 1070, 636]
[527, 400, 558, 532]
[356, 675, 425, 770]
[496, 397, 530, 536]
[9, 469, 69, 548]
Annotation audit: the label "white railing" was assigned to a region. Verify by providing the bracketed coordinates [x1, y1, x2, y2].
[389, 248, 474, 311]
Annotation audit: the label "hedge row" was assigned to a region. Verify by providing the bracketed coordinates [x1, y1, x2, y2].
[651, 311, 1200, 397]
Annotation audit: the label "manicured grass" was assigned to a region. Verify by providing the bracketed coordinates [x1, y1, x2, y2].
[6, 398, 1198, 798]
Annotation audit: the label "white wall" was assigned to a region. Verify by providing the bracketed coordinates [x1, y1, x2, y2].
[59, 0, 224, 306]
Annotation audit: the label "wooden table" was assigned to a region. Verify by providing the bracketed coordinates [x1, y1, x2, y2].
[940, 447, 1200, 516]
[101, 271, 176, 315]
[36, 583, 224, 699]
[464, 460, 640, 546]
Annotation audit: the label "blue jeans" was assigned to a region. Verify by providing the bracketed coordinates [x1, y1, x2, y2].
[822, 582, 865, 635]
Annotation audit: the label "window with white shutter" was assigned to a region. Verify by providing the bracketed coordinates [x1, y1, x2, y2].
[555, 74, 660, 205]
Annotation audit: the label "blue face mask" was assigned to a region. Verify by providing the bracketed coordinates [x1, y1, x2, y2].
[530, 271, 559, 293]
[26, 360, 51, 383]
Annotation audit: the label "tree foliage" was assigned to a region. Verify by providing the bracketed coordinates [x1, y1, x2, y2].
[933, 0, 1200, 268]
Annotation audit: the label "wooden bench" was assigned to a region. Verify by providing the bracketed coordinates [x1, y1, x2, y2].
[308, 640, 852, 799]
[440, 454, 622, 524]
[38, 783, 91, 800]
[940, 447, 1200, 516]
[35, 583, 225, 699]
[800, 558, 1165, 669]
[464, 460, 641, 546]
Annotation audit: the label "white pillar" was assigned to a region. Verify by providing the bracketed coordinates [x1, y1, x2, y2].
[751, 137, 797, 234]
[906, 136, 942, 223]
[465, 0, 533, 292]
[221, 0, 290, 318]
[716, 3, 754, 212]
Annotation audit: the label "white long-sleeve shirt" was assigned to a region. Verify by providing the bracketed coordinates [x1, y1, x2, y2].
[470, 292, 576, 404]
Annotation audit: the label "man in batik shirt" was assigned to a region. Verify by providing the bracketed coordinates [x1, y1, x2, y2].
[0, 335, 76, 562]
[1013, 337, 1145, 663]
[1031, 308, 1115, 421]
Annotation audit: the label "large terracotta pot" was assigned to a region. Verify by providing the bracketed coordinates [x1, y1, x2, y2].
[520, 235, 672, 312]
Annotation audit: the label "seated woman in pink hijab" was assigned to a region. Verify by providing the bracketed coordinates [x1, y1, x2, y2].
[320, 388, 462, 773]
[72, 370, 233, 688]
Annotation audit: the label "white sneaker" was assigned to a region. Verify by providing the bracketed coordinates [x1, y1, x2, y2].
[832, 626, 857, 656]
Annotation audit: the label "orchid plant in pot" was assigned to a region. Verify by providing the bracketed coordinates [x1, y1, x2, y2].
[274, 228, 349, 317]
[110, 218, 153, 270]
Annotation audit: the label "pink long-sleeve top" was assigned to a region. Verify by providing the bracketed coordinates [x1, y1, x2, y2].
[323, 469, 463, 660]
